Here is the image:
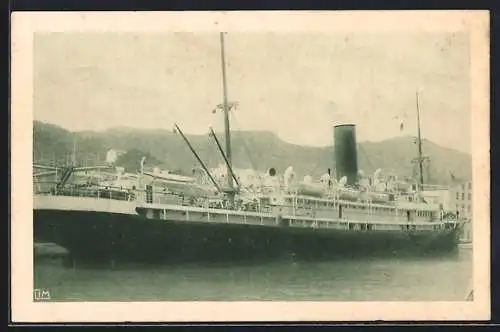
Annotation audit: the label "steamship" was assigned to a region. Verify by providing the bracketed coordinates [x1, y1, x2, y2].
[33, 33, 463, 262]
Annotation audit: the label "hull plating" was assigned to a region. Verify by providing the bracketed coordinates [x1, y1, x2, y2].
[34, 209, 460, 263]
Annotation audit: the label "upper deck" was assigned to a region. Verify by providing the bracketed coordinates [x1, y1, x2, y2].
[33, 179, 463, 236]
[33, 173, 461, 225]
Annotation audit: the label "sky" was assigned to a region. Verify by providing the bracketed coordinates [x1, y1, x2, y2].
[33, 31, 471, 153]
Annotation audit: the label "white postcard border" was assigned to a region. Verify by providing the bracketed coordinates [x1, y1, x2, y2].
[10, 10, 490, 322]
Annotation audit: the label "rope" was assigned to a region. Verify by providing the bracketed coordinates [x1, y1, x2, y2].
[230, 112, 265, 191]
[357, 143, 375, 174]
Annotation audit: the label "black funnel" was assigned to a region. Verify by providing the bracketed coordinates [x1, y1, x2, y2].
[333, 124, 358, 185]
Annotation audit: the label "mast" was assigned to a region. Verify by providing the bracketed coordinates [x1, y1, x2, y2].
[219, 32, 235, 204]
[415, 91, 424, 189]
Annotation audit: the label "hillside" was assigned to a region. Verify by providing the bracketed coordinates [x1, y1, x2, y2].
[33, 121, 472, 184]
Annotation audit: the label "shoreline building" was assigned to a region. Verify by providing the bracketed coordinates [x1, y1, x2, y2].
[448, 180, 473, 242]
[449, 180, 473, 219]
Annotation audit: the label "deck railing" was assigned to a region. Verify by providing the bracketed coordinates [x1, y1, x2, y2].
[33, 180, 467, 226]
[33, 180, 276, 214]
[33, 181, 221, 207]
[34, 181, 135, 201]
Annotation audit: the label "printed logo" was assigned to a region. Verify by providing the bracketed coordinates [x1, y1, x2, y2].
[33, 288, 51, 301]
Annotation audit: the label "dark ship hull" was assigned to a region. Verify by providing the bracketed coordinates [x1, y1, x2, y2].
[33, 35, 461, 266]
[34, 201, 461, 264]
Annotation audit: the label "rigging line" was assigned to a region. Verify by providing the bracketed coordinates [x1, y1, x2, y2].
[174, 123, 221, 192]
[209, 127, 240, 188]
[308, 147, 327, 176]
[228, 112, 254, 168]
[229, 112, 265, 189]
[357, 143, 375, 174]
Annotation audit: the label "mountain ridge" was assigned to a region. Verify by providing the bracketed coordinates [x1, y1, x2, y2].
[33, 120, 472, 184]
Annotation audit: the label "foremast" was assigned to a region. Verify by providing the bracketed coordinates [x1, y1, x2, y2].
[412, 91, 429, 192]
[218, 32, 237, 207]
[172, 32, 239, 208]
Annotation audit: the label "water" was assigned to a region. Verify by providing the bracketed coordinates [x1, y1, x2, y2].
[34, 249, 472, 302]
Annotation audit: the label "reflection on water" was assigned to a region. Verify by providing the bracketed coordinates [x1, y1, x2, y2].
[34, 248, 472, 302]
